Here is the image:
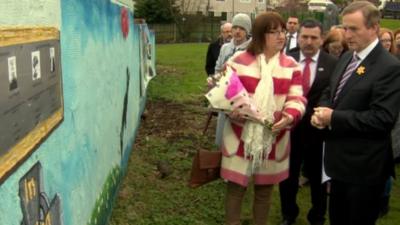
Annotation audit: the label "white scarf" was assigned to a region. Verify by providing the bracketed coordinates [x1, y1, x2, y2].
[241, 53, 277, 171]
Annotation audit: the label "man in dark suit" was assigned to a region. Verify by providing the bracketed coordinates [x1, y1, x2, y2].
[312, 1, 400, 224]
[284, 16, 299, 54]
[205, 22, 232, 76]
[279, 19, 337, 225]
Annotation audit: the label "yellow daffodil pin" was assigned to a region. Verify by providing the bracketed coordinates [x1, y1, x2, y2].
[356, 66, 365, 76]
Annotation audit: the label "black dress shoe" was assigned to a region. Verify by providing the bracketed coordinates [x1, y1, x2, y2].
[379, 196, 390, 218]
[280, 219, 295, 225]
[310, 221, 324, 225]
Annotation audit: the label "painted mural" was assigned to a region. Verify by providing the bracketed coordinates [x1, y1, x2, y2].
[19, 163, 62, 225]
[0, 0, 156, 225]
[0, 27, 64, 184]
[138, 21, 157, 96]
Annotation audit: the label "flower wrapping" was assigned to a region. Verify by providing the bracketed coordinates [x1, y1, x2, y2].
[205, 66, 271, 127]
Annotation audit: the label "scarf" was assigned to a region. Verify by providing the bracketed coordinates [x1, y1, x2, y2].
[241, 53, 277, 171]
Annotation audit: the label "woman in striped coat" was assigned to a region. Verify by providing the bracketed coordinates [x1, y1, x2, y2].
[221, 12, 306, 225]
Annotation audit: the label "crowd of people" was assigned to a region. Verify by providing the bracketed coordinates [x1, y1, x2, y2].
[204, 1, 400, 225]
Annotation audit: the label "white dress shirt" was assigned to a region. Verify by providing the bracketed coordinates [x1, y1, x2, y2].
[285, 32, 298, 53]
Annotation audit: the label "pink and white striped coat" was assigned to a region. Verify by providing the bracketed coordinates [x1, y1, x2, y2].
[220, 51, 306, 187]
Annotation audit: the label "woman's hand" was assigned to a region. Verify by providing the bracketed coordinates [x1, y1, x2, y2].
[206, 77, 216, 89]
[228, 110, 245, 123]
[271, 112, 293, 133]
[206, 73, 223, 89]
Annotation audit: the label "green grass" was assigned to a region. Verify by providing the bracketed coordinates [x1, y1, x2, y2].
[109, 43, 400, 225]
[148, 43, 209, 103]
[381, 19, 400, 30]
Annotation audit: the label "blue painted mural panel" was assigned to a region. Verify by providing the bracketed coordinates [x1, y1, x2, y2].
[0, 0, 155, 224]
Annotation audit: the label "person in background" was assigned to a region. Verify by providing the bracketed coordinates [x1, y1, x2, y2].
[391, 28, 400, 165]
[392, 29, 400, 59]
[330, 24, 345, 32]
[322, 29, 348, 58]
[205, 22, 232, 76]
[379, 28, 395, 53]
[323, 2, 340, 32]
[279, 19, 337, 225]
[220, 12, 306, 225]
[284, 16, 299, 53]
[214, 13, 252, 73]
[377, 26, 397, 218]
[213, 13, 252, 148]
[311, 1, 400, 224]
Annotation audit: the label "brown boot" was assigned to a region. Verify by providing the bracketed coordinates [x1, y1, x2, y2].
[225, 182, 246, 225]
[253, 185, 274, 225]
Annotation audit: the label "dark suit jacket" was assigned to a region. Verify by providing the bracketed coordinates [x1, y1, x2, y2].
[288, 49, 337, 180]
[319, 43, 400, 185]
[289, 50, 338, 132]
[205, 37, 223, 76]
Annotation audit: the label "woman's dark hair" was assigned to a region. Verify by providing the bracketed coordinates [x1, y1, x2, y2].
[247, 12, 286, 55]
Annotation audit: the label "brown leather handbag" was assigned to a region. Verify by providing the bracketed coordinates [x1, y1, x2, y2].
[188, 149, 222, 188]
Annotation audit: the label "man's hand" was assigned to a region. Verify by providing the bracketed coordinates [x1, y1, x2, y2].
[311, 114, 325, 129]
[311, 107, 333, 129]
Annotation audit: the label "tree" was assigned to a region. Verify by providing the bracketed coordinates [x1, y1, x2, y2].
[134, 0, 178, 24]
[282, 0, 302, 15]
[172, 0, 206, 41]
[134, 0, 208, 41]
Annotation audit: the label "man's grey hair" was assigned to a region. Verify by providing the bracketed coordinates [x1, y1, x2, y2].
[341, 0, 380, 28]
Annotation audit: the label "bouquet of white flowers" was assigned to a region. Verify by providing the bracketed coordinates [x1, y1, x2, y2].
[205, 66, 273, 129]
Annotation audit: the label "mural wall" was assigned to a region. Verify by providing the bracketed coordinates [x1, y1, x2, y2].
[0, 0, 155, 225]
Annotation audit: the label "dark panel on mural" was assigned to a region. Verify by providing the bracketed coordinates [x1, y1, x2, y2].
[43, 194, 62, 225]
[19, 163, 41, 225]
[0, 41, 62, 153]
[0, 28, 63, 184]
[19, 162, 62, 225]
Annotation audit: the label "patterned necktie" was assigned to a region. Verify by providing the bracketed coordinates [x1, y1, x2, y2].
[286, 34, 293, 52]
[302, 57, 312, 96]
[333, 54, 359, 103]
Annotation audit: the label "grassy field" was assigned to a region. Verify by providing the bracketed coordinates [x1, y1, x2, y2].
[109, 43, 400, 225]
[381, 19, 400, 30]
